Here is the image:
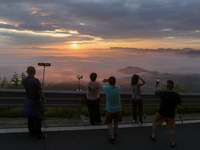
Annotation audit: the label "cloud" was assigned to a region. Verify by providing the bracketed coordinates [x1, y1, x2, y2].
[1, 46, 200, 83]
[0, 0, 200, 48]
[0, 29, 94, 46]
[110, 47, 189, 55]
[178, 50, 200, 58]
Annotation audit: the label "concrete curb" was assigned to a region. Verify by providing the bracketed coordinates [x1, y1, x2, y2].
[1, 119, 200, 134]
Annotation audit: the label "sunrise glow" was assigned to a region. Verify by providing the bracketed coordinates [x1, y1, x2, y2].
[72, 44, 77, 48]
[1, 0, 200, 88]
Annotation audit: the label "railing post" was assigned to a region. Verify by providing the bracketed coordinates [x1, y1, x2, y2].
[76, 91, 82, 118]
[76, 107, 81, 118]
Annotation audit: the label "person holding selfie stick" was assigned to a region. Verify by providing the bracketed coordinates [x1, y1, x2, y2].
[150, 79, 182, 147]
[131, 74, 146, 126]
[102, 76, 122, 145]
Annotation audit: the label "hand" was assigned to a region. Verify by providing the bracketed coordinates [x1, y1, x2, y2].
[155, 81, 159, 86]
[102, 79, 109, 82]
[43, 100, 46, 105]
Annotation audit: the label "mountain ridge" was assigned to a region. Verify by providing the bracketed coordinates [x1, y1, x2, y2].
[117, 66, 200, 93]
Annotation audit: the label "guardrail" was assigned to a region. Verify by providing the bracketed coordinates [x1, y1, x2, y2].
[0, 89, 200, 117]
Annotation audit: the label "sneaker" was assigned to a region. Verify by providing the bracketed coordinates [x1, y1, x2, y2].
[96, 120, 102, 124]
[132, 119, 136, 123]
[35, 134, 48, 140]
[149, 135, 155, 141]
[170, 141, 176, 147]
[108, 138, 115, 145]
[139, 122, 142, 126]
[114, 133, 117, 138]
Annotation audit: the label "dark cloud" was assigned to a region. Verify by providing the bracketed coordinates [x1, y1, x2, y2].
[110, 47, 200, 58]
[0, 31, 93, 45]
[179, 50, 200, 58]
[0, 24, 18, 30]
[0, 0, 200, 45]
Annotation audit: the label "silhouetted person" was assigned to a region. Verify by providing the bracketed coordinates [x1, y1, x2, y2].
[21, 66, 47, 139]
[131, 74, 145, 125]
[102, 76, 122, 145]
[86, 72, 102, 125]
[150, 80, 182, 147]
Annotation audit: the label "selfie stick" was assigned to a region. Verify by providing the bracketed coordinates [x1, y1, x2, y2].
[38, 63, 51, 128]
[176, 107, 183, 124]
[42, 120, 47, 128]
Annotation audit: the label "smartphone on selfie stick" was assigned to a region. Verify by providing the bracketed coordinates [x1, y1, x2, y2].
[156, 78, 159, 85]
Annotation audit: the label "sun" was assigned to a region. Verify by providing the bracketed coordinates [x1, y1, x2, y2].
[73, 44, 77, 48]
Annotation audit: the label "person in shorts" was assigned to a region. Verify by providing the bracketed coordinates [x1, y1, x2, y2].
[102, 76, 122, 145]
[150, 80, 182, 147]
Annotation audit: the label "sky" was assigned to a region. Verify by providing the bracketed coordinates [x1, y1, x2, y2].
[0, 0, 200, 83]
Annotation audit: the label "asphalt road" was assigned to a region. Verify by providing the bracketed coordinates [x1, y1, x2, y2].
[0, 123, 199, 150]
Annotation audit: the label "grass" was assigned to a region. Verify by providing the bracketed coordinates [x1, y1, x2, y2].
[178, 105, 200, 114]
[44, 107, 77, 118]
[0, 107, 23, 117]
[0, 105, 200, 118]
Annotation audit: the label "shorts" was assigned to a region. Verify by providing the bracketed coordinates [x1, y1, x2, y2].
[104, 111, 122, 124]
[153, 112, 175, 130]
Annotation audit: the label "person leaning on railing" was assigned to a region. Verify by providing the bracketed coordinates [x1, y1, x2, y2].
[85, 72, 102, 125]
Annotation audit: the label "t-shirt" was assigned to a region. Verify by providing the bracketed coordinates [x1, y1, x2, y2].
[22, 77, 42, 100]
[131, 83, 143, 100]
[86, 82, 101, 100]
[103, 84, 121, 113]
[21, 77, 44, 119]
[155, 91, 182, 118]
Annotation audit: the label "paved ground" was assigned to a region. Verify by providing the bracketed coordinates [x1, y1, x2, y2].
[0, 114, 200, 150]
[1, 113, 200, 129]
[0, 122, 200, 150]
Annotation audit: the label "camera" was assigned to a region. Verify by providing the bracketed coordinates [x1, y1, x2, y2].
[77, 75, 83, 79]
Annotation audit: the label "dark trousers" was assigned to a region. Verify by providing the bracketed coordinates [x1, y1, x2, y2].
[28, 117, 43, 137]
[132, 99, 143, 123]
[87, 99, 102, 125]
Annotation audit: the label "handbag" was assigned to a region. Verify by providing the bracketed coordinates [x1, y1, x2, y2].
[96, 97, 102, 103]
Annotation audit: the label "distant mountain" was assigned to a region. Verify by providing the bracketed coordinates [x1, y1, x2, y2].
[117, 66, 200, 93]
[118, 66, 150, 74]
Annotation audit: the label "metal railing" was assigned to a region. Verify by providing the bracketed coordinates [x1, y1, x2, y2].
[0, 89, 200, 117]
[1, 89, 200, 106]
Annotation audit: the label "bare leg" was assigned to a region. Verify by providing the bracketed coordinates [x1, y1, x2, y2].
[114, 123, 118, 135]
[108, 123, 114, 139]
[170, 129, 176, 145]
[152, 124, 158, 138]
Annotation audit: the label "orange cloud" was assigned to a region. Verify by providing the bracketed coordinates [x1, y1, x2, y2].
[40, 12, 50, 16]
[30, 11, 37, 15]
[14, 23, 20, 27]
[31, 7, 38, 10]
